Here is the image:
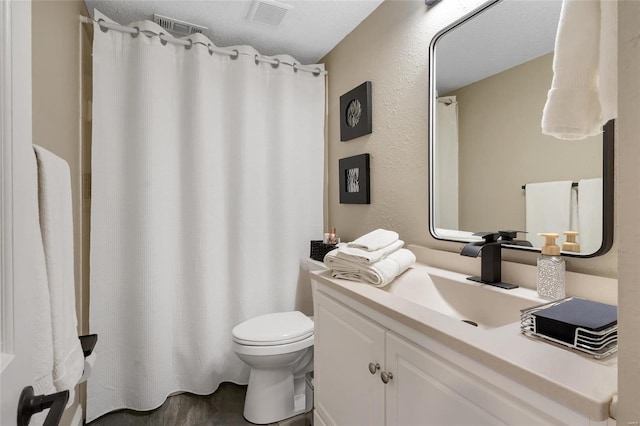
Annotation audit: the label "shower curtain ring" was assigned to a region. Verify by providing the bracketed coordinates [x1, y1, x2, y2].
[293, 63, 299, 73]
[131, 26, 140, 38]
[159, 32, 168, 46]
[231, 49, 240, 60]
[185, 39, 193, 50]
[313, 67, 322, 76]
[97, 18, 108, 33]
[271, 59, 280, 69]
[207, 43, 214, 56]
[254, 54, 260, 65]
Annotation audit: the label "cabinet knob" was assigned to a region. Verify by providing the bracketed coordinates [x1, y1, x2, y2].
[380, 371, 393, 384]
[368, 362, 380, 374]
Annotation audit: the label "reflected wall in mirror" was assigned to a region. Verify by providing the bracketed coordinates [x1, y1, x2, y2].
[429, 0, 614, 257]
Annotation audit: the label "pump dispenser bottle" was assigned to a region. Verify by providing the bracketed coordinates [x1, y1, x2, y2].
[537, 233, 566, 300]
[562, 231, 580, 253]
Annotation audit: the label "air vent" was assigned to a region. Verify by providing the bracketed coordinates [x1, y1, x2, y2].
[153, 14, 208, 36]
[246, 0, 292, 28]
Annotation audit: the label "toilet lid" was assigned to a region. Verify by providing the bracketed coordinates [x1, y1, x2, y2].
[232, 311, 314, 346]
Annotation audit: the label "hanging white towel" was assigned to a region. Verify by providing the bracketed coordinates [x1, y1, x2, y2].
[324, 248, 416, 287]
[541, 0, 617, 140]
[578, 178, 603, 254]
[30, 150, 56, 399]
[347, 229, 399, 251]
[525, 181, 573, 248]
[336, 240, 404, 265]
[34, 145, 84, 405]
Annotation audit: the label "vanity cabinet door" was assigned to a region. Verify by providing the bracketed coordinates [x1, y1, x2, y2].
[385, 332, 551, 426]
[314, 291, 386, 426]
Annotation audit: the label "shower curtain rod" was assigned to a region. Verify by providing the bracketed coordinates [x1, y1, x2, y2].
[80, 15, 326, 76]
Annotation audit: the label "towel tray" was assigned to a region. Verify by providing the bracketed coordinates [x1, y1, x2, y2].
[520, 298, 617, 359]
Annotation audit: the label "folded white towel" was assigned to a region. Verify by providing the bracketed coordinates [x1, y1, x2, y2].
[34, 145, 84, 406]
[525, 181, 573, 248]
[347, 229, 399, 251]
[336, 240, 404, 265]
[541, 0, 617, 140]
[578, 178, 603, 254]
[324, 248, 416, 287]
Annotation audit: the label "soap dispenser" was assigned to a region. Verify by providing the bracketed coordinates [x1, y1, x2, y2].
[537, 233, 566, 300]
[562, 231, 580, 253]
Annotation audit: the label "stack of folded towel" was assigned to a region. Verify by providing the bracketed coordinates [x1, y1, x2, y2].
[323, 229, 416, 287]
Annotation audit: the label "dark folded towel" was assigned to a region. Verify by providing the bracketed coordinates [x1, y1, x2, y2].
[532, 298, 617, 344]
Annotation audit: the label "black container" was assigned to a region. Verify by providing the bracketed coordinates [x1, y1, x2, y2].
[310, 240, 337, 262]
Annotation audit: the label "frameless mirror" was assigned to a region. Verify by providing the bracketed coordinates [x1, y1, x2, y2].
[428, 0, 613, 257]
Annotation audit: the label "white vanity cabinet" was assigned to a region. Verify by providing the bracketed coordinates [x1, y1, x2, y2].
[314, 290, 386, 426]
[313, 280, 613, 426]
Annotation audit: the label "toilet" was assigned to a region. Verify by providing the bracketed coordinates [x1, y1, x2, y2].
[232, 259, 326, 424]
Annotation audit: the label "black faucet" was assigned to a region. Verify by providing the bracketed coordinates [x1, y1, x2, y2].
[460, 231, 532, 290]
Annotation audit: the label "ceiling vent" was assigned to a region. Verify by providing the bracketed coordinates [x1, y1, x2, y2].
[153, 14, 208, 36]
[246, 0, 292, 28]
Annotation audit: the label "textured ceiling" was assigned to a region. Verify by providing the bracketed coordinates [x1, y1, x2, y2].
[436, 0, 562, 94]
[84, 0, 384, 65]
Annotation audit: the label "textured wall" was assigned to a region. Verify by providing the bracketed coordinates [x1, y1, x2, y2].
[617, 0, 640, 421]
[322, 0, 617, 279]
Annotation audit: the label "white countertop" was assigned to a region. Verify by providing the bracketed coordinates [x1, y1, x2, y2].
[311, 260, 617, 421]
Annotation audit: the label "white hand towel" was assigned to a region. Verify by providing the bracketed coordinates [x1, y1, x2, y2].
[34, 145, 84, 405]
[336, 240, 404, 265]
[578, 178, 603, 254]
[347, 229, 399, 251]
[525, 181, 573, 248]
[324, 248, 416, 287]
[29, 149, 56, 398]
[541, 0, 617, 140]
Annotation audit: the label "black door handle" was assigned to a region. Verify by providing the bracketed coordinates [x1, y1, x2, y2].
[17, 386, 69, 426]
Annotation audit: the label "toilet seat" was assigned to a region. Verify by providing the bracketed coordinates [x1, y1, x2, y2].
[232, 334, 314, 357]
[232, 311, 314, 346]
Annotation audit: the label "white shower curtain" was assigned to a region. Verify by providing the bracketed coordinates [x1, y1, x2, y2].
[434, 97, 459, 231]
[87, 13, 325, 421]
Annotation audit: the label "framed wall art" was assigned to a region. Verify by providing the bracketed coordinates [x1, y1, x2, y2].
[340, 81, 372, 141]
[339, 154, 370, 204]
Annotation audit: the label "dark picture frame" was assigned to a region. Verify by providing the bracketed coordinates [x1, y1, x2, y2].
[340, 81, 372, 141]
[339, 154, 370, 204]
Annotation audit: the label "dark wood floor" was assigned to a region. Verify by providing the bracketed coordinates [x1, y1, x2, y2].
[87, 382, 312, 426]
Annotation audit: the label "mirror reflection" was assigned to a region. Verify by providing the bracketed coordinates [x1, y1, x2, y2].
[430, 0, 609, 256]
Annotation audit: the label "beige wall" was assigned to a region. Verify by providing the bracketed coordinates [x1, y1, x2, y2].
[323, 0, 639, 418]
[617, 1, 640, 421]
[32, 0, 92, 423]
[452, 53, 601, 234]
[322, 0, 616, 277]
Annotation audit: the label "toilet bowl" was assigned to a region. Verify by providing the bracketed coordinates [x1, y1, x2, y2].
[232, 311, 314, 424]
[232, 258, 326, 424]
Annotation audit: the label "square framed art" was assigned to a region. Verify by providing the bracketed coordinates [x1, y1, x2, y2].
[339, 81, 372, 141]
[339, 154, 370, 204]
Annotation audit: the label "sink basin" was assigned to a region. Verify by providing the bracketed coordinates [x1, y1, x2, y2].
[384, 266, 545, 329]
